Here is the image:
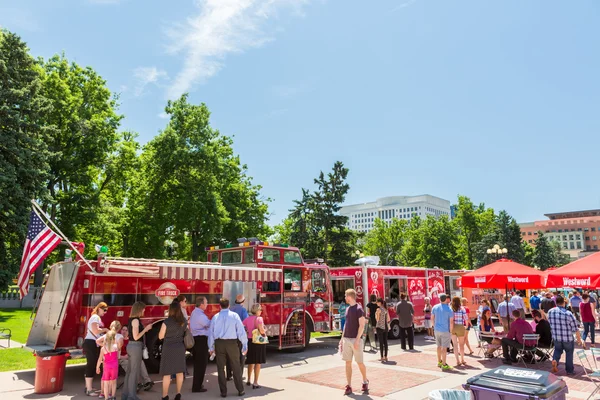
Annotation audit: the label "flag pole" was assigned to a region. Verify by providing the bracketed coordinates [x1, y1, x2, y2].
[30, 200, 95, 272]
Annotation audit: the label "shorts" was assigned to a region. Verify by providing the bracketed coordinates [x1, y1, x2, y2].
[102, 361, 118, 381]
[424, 319, 432, 329]
[341, 337, 364, 363]
[435, 331, 452, 348]
[452, 325, 466, 337]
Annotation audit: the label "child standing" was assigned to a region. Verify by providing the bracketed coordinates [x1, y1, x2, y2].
[96, 330, 119, 400]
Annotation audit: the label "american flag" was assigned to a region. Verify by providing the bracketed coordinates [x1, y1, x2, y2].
[17, 211, 62, 299]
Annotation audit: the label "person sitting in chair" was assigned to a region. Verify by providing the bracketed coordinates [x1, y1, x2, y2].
[532, 310, 552, 361]
[501, 309, 535, 365]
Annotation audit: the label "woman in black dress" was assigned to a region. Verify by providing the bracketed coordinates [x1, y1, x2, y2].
[158, 301, 187, 400]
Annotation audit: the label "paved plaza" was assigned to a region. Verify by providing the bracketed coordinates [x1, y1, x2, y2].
[0, 330, 595, 399]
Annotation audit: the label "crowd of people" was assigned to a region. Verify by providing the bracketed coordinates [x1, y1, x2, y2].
[82, 294, 267, 399]
[477, 289, 599, 375]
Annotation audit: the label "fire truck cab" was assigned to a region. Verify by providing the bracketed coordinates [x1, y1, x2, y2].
[206, 241, 333, 348]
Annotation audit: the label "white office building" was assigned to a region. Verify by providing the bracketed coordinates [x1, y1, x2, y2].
[340, 195, 452, 233]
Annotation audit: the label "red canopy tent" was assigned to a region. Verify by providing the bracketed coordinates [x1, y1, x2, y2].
[461, 259, 545, 330]
[546, 252, 600, 289]
[461, 259, 545, 289]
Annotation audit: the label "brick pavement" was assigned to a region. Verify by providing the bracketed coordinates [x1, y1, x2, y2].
[288, 365, 440, 397]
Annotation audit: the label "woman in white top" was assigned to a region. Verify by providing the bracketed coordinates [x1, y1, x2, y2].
[84, 302, 109, 396]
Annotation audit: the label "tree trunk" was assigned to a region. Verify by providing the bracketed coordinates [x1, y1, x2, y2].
[191, 231, 199, 261]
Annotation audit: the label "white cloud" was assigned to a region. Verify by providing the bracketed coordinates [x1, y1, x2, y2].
[157, 112, 170, 119]
[390, 0, 418, 12]
[165, 0, 310, 99]
[133, 67, 168, 97]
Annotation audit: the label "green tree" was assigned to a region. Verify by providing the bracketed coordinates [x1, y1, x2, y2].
[127, 94, 270, 260]
[286, 161, 354, 266]
[454, 195, 495, 269]
[521, 241, 535, 267]
[533, 231, 555, 270]
[0, 30, 50, 290]
[312, 161, 350, 262]
[551, 241, 571, 267]
[473, 210, 525, 267]
[39, 54, 123, 251]
[363, 218, 409, 266]
[419, 215, 460, 269]
[402, 216, 424, 266]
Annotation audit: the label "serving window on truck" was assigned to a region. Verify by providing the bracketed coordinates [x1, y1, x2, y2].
[332, 278, 355, 303]
[311, 270, 327, 293]
[384, 277, 407, 303]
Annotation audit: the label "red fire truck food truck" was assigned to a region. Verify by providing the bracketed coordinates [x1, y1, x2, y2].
[26, 241, 332, 372]
[330, 265, 445, 339]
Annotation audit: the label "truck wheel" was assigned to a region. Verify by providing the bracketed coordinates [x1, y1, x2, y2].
[388, 320, 400, 340]
[143, 322, 163, 374]
[304, 319, 313, 348]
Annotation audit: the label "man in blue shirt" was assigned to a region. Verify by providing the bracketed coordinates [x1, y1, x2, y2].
[190, 296, 210, 393]
[529, 290, 541, 311]
[431, 294, 454, 371]
[208, 298, 248, 398]
[227, 295, 248, 381]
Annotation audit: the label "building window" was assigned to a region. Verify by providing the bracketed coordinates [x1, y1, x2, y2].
[586, 237, 590, 241]
[528, 232, 532, 236]
[528, 240, 533, 243]
[592, 227, 596, 232]
[585, 228, 590, 231]
[595, 245, 599, 250]
[594, 236, 598, 241]
[569, 235, 574, 240]
[570, 242, 575, 249]
[563, 243, 568, 249]
[577, 242, 582, 249]
[563, 235, 567, 241]
[576, 234, 581, 240]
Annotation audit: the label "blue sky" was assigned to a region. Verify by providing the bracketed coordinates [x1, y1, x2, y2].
[2, 0, 599, 226]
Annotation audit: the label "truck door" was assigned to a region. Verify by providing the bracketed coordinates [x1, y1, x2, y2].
[27, 261, 78, 352]
[309, 268, 330, 332]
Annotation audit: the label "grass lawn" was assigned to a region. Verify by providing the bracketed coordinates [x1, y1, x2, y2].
[0, 308, 85, 372]
[0, 348, 86, 372]
[0, 308, 34, 343]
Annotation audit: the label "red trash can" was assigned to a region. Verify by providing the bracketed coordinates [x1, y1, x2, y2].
[34, 349, 70, 394]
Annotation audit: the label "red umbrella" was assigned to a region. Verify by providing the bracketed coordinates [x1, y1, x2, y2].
[461, 259, 545, 289]
[546, 252, 600, 288]
[461, 259, 544, 330]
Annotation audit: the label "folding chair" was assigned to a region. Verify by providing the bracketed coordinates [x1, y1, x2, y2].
[517, 334, 539, 367]
[536, 339, 554, 362]
[478, 332, 501, 357]
[576, 349, 600, 400]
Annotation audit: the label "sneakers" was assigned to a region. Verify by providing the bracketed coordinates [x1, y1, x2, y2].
[552, 360, 558, 373]
[437, 361, 443, 368]
[344, 385, 352, 396]
[143, 381, 154, 391]
[441, 363, 452, 371]
[362, 381, 369, 394]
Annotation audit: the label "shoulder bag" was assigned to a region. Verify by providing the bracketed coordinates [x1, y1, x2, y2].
[252, 317, 268, 345]
[184, 325, 195, 349]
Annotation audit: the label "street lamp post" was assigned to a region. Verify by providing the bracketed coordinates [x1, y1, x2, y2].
[486, 244, 508, 261]
[486, 244, 512, 329]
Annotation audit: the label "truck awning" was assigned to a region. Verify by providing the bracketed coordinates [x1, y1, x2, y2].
[157, 262, 281, 282]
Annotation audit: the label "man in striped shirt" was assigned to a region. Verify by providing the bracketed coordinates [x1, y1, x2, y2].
[548, 296, 582, 375]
